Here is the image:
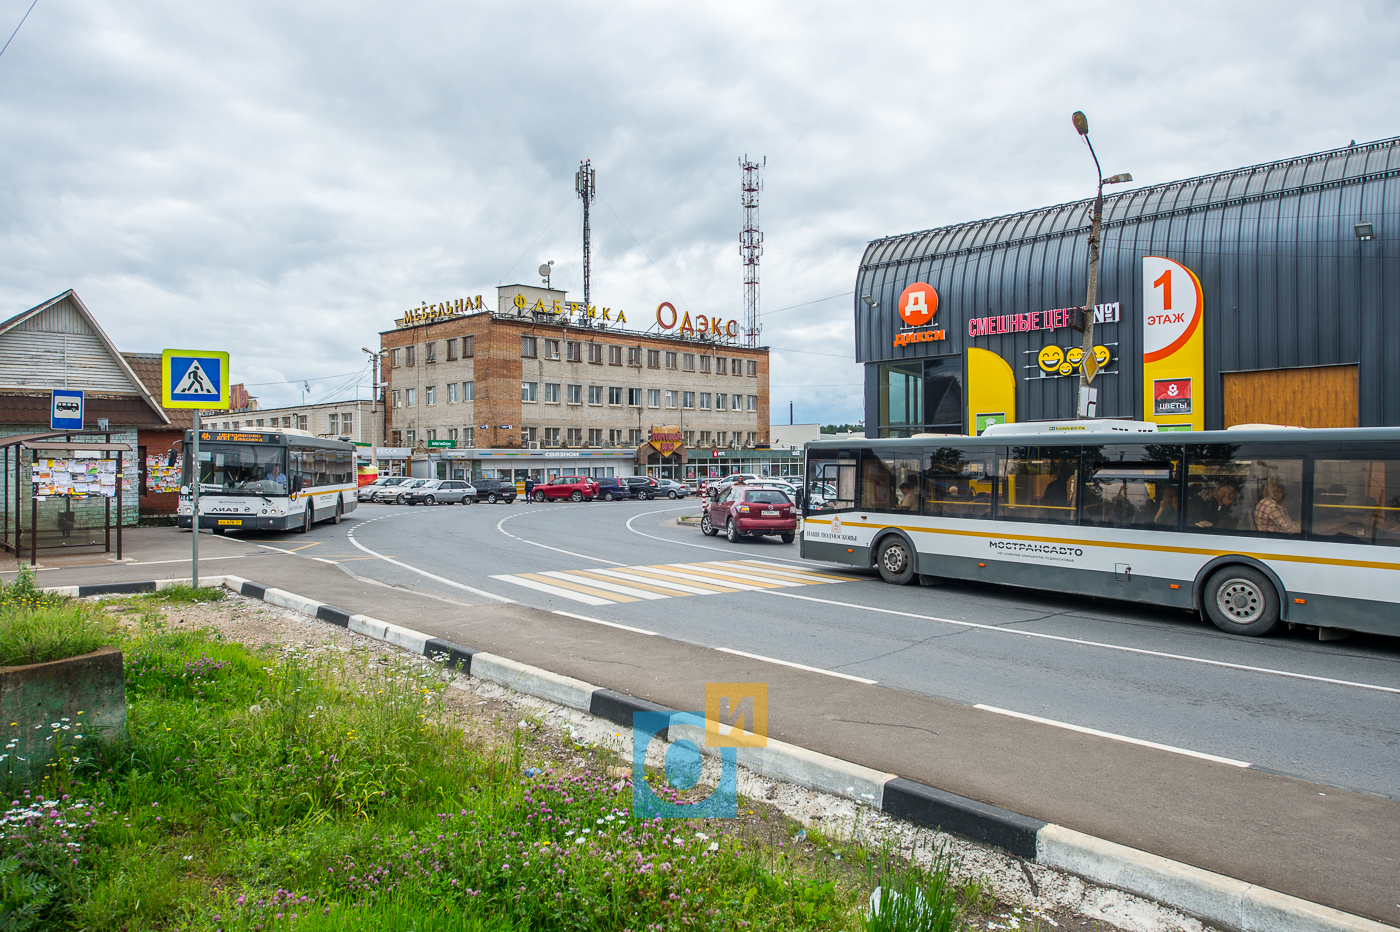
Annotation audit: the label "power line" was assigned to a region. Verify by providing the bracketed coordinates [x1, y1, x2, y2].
[499, 197, 572, 286]
[598, 193, 697, 315]
[760, 290, 854, 317]
[0, 0, 39, 61]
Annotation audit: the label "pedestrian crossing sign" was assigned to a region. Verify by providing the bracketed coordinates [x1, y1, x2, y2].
[161, 349, 231, 409]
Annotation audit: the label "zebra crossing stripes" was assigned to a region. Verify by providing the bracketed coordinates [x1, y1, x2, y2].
[490, 559, 856, 606]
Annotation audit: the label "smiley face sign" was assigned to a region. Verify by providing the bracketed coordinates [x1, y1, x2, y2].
[897, 283, 938, 327]
[1037, 345, 1065, 373]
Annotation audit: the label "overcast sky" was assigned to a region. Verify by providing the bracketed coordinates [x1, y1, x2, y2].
[1, 0, 1396, 421]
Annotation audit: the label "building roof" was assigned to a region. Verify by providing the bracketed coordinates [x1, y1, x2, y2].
[860, 135, 1400, 271]
[121, 353, 195, 429]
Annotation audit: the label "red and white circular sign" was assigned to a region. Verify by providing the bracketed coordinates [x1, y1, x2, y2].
[897, 282, 938, 327]
[1141, 256, 1203, 362]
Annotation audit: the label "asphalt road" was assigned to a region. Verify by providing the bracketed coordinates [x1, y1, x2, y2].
[295, 497, 1400, 800]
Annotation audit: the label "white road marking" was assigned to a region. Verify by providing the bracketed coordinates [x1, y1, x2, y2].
[973, 704, 1251, 767]
[766, 590, 1400, 696]
[496, 508, 627, 565]
[586, 568, 729, 595]
[126, 555, 248, 566]
[491, 573, 612, 605]
[537, 570, 669, 600]
[623, 507, 841, 567]
[714, 647, 878, 684]
[345, 533, 515, 603]
[552, 610, 659, 636]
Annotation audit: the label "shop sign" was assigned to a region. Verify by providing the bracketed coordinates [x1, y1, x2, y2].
[396, 296, 485, 328]
[969, 302, 1120, 338]
[426, 439, 456, 448]
[1036, 344, 1111, 376]
[520, 294, 629, 326]
[975, 413, 1006, 435]
[656, 302, 738, 340]
[376, 447, 411, 457]
[893, 283, 945, 347]
[1153, 378, 1193, 415]
[648, 425, 684, 457]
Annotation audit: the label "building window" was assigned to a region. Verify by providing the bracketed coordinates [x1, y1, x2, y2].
[521, 382, 537, 402]
[426, 428, 437, 441]
[544, 383, 560, 403]
[628, 388, 642, 407]
[298, 415, 309, 430]
[609, 429, 625, 445]
[608, 345, 622, 366]
[406, 345, 416, 366]
[716, 394, 727, 411]
[716, 431, 728, 447]
[392, 430, 403, 446]
[282, 416, 292, 427]
[342, 413, 353, 435]
[545, 339, 560, 360]
[448, 383, 458, 403]
[522, 427, 537, 443]
[589, 343, 604, 364]
[426, 385, 436, 405]
[747, 394, 758, 411]
[566, 384, 582, 404]
[447, 428, 458, 442]
[463, 381, 474, 401]
[589, 385, 604, 405]
[544, 427, 560, 447]
[588, 428, 602, 446]
[390, 348, 402, 368]
[629, 428, 642, 445]
[567, 427, 582, 446]
[732, 393, 742, 410]
[715, 356, 727, 375]
[392, 391, 402, 408]
[647, 349, 660, 368]
[256, 419, 265, 427]
[628, 346, 642, 367]
[405, 389, 417, 407]
[463, 335, 474, 358]
[684, 430, 695, 446]
[608, 386, 623, 406]
[521, 336, 537, 358]
[463, 427, 474, 445]
[664, 390, 677, 408]
[747, 360, 757, 377]
[566, 341, 582, 362]
[447, 338, 458, 361]
[406, 429, 416, 444]
[699, 393, 711, 410]
[328, 413, 339, 435]
[683, 391, 695, 409]
[699, 355, 711, 373]
[683, 353, 695, 371]
[665, 351, 678, 369]
[647, 389, 661, 407]
[699, 431, 711, 445]
[425, 342, 437, 363]
[747, 431, 757, 445]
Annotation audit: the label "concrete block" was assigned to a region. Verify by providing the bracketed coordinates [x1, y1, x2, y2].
[346, 614, 428, 655]
[1, 647, 126, 786]
[469, 653, 595, 713]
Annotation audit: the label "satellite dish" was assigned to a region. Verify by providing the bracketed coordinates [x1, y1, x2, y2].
[538, 264, 552, 278]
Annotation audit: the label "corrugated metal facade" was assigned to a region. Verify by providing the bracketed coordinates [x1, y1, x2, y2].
[855, 136, 1400, 432]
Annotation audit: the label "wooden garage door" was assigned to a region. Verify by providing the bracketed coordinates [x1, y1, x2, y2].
[1222, 365, 1358, 429]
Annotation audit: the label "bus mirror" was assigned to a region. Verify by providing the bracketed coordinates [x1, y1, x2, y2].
[292, 475, 303, 493]
[167, 448, 178, 467]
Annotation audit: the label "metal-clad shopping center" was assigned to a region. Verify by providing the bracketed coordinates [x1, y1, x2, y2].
[855, 136, 1400, 436]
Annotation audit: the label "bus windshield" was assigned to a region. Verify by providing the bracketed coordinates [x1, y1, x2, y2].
[195, 443, 289, 495]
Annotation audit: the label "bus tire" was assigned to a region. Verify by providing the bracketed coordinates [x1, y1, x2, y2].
[1203, 566, 1282, 636]
[299, 504, 313, 534]
[876, 536, 917, 585]
[332, 499, 343, 524]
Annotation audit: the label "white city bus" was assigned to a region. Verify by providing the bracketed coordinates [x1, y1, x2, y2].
[801, 422, 1400, 638]
[177, 428, 358, 534]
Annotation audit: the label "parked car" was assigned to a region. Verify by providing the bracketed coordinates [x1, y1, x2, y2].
[595, 478, 633, 501]
[359, 476, 405, 503]
[384, 478, 429, 504]
[404, 479, 476, 505]
[622, 476, 660, 500]
[532, 475, 600, 502]
[706, 473, 762, 499]
[654, 478, 688, 499]
[467, 478, 517, 504]
[701, 486, 797, 543]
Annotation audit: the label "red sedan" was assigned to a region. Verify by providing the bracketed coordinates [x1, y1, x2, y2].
[701, 486, 796, 543]
[532, 475, 599, 502]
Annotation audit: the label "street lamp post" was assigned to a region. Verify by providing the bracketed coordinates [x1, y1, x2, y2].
[1071, 111, 1131, 418]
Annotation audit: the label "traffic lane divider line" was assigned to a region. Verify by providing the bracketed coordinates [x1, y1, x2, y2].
[551, 610, 659, 636]
[344, 523, 515, 603]
[495, 508, 629, 566]
[762, 589, 1400, 696]
[714, 646, 878, 685]
[975, 704, 1251, 768]
[44, 573, 1397, 932]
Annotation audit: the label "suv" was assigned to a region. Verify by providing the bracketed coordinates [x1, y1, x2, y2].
[532, 475, 600, 502]
[359, 476, 405, 503]
[622, 476, 659, 500]
[404, 479, 476, 505]
[702, 486, 797, 543]
[595, 478, 632, 501]
[468, 478, 517, 504]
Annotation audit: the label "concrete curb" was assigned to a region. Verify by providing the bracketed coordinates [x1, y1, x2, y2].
[63, 575, 1397, 932]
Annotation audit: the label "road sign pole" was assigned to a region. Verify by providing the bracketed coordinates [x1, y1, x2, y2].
[191, 411, 199, 589]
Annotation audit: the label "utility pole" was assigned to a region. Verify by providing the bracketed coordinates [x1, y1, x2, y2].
[740, 156, 764, 348]
[576, 160, 596, 316]
[1071, 112, 1131, 418]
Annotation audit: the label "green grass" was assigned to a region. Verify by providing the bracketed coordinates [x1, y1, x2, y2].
[0, 618, 985, 931]
[0, 604, 114, 666]
[138, 583, 227, 605]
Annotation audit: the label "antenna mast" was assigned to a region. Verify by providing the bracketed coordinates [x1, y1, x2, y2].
[575, 160, 596, 316]
[740, 155, 764, 348]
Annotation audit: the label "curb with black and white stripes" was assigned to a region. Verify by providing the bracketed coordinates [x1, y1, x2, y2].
[59, 575, 1394, 932]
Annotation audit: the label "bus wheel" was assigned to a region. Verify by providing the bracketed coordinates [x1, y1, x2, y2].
[877, 537, 916, 585]
[1203, 566, 1281, 636]
[332, 500, 343, 524]
[300, 505, 312, 534]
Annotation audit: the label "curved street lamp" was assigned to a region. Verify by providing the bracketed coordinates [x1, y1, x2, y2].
[1072, 111, 1131, 417]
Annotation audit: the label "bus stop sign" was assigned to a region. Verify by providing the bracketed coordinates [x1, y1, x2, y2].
[50, 389, 84, 430]
[162, 349, 231, 410]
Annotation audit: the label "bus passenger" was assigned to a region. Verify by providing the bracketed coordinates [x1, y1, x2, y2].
[1192, 484, 1239, 529]
[1254, 481, 1301, 534]
[1154, 485, 1179, 526]
[896, 482, 919, 511]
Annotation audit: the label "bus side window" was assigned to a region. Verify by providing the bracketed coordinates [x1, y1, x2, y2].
[996, 447, 1080, 524]
[1311, 459, 1400, 545]
[924, 447, 992, 519]
[858, 451, 920, 514]
[806, 453, 857, 513]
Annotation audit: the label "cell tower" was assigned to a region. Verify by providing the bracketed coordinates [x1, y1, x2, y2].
[740, 155, 764, 347]
[575, 160, 597, 315]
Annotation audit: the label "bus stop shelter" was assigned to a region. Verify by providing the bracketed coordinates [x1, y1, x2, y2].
[1, 432, 134, 565]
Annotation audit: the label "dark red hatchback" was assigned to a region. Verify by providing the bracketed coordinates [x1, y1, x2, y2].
[532, 475, 599, 502]
[701, 486, 796, 543]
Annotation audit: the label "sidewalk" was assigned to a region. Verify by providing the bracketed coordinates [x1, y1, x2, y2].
[16, 529, 1400, 926]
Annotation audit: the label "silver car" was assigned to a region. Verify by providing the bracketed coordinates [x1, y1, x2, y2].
[379, 477, 429, 504]
[404, 479, 476, 505]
